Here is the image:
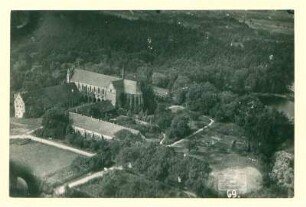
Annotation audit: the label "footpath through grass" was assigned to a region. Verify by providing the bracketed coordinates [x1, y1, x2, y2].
[10, 139, 84, 185]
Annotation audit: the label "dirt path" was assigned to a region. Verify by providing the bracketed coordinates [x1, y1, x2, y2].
[10, 134, 95, 157]
[159, 133, 166, 145]
[54, 166, 123, 195]
[167, 117, 214, 147]
[183, 190, 197, 198]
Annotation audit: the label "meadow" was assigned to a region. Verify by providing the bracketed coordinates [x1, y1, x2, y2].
[10, 117, 42, 135]
[10, 139, 82, 183]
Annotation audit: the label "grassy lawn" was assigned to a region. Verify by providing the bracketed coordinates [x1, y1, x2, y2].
[227, 11, 292, 36]
[10, 139, 83, 185]
[10, 118, 42, 135]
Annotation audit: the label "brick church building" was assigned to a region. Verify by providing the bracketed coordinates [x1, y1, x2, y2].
[67, 68, 143, 111]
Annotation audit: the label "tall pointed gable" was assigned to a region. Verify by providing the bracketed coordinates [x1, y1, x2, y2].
[123, 79, 142, 95]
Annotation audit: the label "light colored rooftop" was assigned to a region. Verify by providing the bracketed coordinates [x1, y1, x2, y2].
[71, 69, 120, 89]
[69, 112, 139, 138]
[70, 69, 142, 95]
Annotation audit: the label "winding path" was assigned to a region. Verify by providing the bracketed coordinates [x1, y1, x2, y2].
[167, 117, 214, 147]
[159, 133, 166, 145]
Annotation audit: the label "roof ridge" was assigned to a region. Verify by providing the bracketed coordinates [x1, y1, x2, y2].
[74, 68, 121, 80]
[71, 68, 142, 94]
[74, 68, 140, 83]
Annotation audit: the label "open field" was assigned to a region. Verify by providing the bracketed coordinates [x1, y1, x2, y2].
[209, 166, 263, 195]
[10, 117, 42, 135]
[230, 10, 294, 35]
[10, 139, 82, 181]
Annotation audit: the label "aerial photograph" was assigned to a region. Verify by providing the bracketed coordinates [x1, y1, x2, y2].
[9, 10, 294, 198]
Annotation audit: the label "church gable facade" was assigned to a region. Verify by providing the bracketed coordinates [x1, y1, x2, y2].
[14, 93, 26, 118]
[67, 68, 143, 111]
[105, 81, 119, 106]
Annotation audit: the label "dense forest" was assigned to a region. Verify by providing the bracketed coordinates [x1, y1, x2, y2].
[11, 11, 294, 96]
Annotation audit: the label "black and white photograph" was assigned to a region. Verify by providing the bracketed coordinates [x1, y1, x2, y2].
[9, 10, 295, 199]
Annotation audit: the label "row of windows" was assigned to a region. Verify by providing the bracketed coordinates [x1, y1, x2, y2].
[15, 103, 24, 108]
[15, 109, 24, 118]
[73, 127, 104, 139]
[77, 83, 110, 94]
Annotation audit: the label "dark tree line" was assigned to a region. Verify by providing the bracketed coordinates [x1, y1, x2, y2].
[11, 11, 293, 97]
[115, 142, 213, 197]
[178, 82, 294, 156]
[35, 107, 70, 138]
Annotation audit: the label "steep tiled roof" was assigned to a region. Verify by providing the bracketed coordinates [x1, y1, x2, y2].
[123, 79, 142, 95]
[70, 69, 120, 89]
[70, 68, 142, 95]
[69, 112, 139, 138]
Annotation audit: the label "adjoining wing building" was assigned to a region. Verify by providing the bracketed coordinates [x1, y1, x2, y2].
[69, 112, 140, 139]
[14, 83, 82, 118]
[14, 68, 144, 118]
